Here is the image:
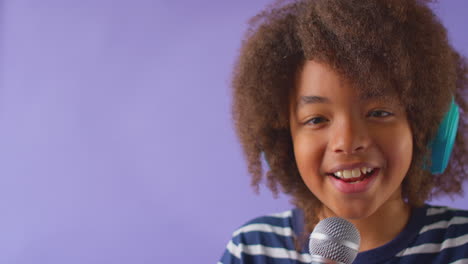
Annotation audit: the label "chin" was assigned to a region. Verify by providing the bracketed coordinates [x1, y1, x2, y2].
[327, 202, 378, 220]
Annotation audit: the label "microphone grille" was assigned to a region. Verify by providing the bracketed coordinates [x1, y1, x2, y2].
[309, 217, 360, 264]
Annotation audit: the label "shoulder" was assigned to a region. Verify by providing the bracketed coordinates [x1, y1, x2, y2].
[396, 204, 468, 263]
[421, 204, 468, 234]
[219, 209, 312, 264]
[233, 210, 295, 237]
[230, 210, 297, 249]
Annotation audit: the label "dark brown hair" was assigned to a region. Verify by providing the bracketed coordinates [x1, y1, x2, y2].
[232, 0, 468, 234]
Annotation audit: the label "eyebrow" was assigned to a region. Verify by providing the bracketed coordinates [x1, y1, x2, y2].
[299, 95, 330, 104]
[298, 96, 330, 107]
[359, 92, 391, 101]
[297, 93, 399, 109]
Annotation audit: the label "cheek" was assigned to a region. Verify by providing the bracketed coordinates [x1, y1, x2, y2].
[292, 133, 327, 179]
[395, 134, 413, 178]
[378, 124, 413, 180]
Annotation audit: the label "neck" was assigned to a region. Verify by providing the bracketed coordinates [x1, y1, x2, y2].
[352, 199, 411, 252]
[320, 197, 411, 252]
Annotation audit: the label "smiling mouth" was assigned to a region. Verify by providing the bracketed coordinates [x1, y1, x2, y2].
[327, 168, 378, 184]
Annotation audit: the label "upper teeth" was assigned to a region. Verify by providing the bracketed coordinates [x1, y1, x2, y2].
[333, 167, 373, 179]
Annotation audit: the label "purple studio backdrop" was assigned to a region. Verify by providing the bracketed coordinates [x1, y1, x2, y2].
[0, 0, 466, 263]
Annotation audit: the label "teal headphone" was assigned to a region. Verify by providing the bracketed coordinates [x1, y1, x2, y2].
[426, 98, 460, 174]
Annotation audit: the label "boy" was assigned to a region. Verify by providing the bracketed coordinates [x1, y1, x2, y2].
[220, 0, 468, 263]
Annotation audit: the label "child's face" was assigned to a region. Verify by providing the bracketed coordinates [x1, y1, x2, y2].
[289, 60, 413, 220]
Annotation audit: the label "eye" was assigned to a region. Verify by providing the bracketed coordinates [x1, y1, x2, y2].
[367, 110, 393, 118]
[305, 116, 329, 126]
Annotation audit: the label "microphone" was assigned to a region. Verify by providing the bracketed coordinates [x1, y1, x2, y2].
[308, 217, 361, 264]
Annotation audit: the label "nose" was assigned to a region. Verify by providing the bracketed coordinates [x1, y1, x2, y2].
[329, 116, 371, 154]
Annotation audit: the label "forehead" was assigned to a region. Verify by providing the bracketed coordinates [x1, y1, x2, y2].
[294, 60, 399, 105]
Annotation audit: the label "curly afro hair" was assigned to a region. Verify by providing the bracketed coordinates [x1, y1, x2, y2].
[232, 0, 468, 234]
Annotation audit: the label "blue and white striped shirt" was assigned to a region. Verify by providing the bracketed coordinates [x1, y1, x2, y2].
[219, 205, 468, 263]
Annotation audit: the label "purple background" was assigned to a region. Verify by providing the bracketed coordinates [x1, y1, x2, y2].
[0, 1, 466, 263]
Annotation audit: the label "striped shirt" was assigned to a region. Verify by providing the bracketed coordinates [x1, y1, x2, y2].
[219, 205, 468, 263]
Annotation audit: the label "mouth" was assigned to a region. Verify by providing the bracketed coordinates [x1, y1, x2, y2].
[327, 167, 379, 184]
[327, 167, 381, 194]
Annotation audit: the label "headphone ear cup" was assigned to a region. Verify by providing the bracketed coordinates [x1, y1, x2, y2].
[427, 99, 460, 174]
